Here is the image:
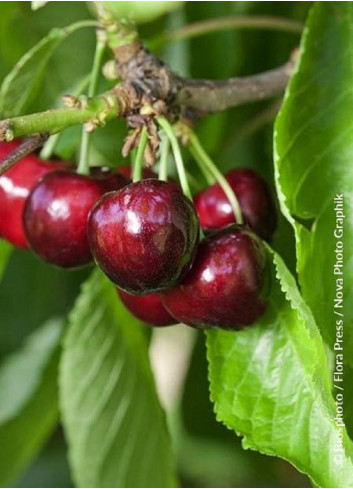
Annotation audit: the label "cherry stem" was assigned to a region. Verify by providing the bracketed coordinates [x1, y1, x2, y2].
[158, 134, 170, 182]
[40, 133, 60, 160]
[157, 117, 192, 200]
[77, 33, 106, 175]
[196, 157, 215, 186]
[132, 126, 148, 183]
[40, 75, 92, 160]
[187, 131, 244, 225]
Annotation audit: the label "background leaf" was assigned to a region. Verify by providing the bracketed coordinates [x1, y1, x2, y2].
[0, 20, 95, 117]
[0, 319, 61, 487]
[274, 2, 353, 358]
[207, 250, 353, 487]
[60, 270, 176, 488]
[0, 249, 87, 356]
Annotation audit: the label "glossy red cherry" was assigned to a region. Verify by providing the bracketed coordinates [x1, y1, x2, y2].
[118, 289, 176, 326]
[0, 140, 65, 248]
[88, 179, 199, 294]
[23, 171, 107, 268]
[160, 226, 268, 330]
[194, 168, 277, 241]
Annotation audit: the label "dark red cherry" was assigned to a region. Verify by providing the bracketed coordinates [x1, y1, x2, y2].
[88, 179, 199, 294]
[160, 226, 268, 330]
[90, 166, 129, 192]
[118, 165, 156, 180]
[0, 140, 65, 248]
[23, 171, 106, 268]
[118, 289, 176, 326]
[194, 168, 277, 241]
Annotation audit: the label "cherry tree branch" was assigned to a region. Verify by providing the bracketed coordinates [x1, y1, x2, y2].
[0, 93, 119, 141]
[0, 31, 298, 142]
[0, 134, 48, 175]
[177, 57, 295, 113]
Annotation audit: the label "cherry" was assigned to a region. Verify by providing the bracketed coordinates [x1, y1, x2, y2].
[117, 289, 176, 326]
[23, 170, 110, 268]
[88, 179, 199, 294]
[160, 226, 268, 330]
[194, 168, 277, 241]
[0, 140, 65, 248]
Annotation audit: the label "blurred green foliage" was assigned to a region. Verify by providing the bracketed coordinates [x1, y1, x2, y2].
[0, 2, 313, 487]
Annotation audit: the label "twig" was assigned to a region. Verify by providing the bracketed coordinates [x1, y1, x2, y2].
[0, 134, 48, 175]
[150, 15, 303, 49]
[0, 31, 298, 141]
[178, 56, 295, 113]
[0, 93, 119, 141]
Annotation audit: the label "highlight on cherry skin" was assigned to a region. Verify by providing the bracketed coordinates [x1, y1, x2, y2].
[0, 140, 66, 248]
[88, 179, 200, 295]
[160, 225, 269, 330]
[23, 169, 128, 268]
[194, 168, 277, 241]
[117, 288, 176, 327]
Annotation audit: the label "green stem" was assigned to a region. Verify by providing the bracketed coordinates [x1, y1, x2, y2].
[78, 36, 107, 175]
[0, 93, 118, 141]
[149, 15, 302, 49]
[196, 158, 215, 186]
[157, 117, 192, 200]
[185, 170, 205, 193]
[92, 2, 138, 49]
[132, 127, 148, 183]
[40, 75, 92, 160]
[187, 131, 244, 225]
[39, 133, 61, 160]
[158, 134, 170, 181]
[64, 20, 99, 34]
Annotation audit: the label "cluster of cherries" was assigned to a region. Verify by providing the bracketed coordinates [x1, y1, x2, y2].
[0, 139, 276, 330]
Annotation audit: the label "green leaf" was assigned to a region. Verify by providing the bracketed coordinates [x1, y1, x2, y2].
[207, 249, 353, 487]
[0, 21, 95, 117]
[0, 240, 12, 281]
[0, 319, 61, 486]
[60, 270, 176, 488]
[274, 3, 353, 356]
